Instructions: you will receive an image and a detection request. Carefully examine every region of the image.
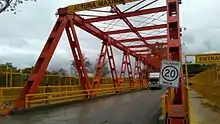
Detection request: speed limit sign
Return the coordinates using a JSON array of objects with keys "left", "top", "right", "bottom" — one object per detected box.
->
[{"left": 159, "top": 60, "right": 181, "bottom": 88}]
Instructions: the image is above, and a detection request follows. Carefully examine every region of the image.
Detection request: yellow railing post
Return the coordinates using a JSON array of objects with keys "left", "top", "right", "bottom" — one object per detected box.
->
[
  {"left": 5, "top": 69, "right": 8, "bottom": 87},
  {"left": 10, "top": 69, "right": 12, "bottom": 87},
  {"left": 161, "top": 94, "right": 166, "bottom": 118},
  {"left": 20, "top": 70, "right": 23, "bottom": 87},
  {"left": 0, "top": 88, "right": 3, "bottom": 102},
  {"left": 59, "top": 76, "right": 61, "bottom": 92},
  {"left": 69, "top": 76, "right": 71, "bottom": 85},
  {"left": 185, "top": 55, "right": 191, "bottom": 124},
  {"left": 25, "top": 95, "right": 28, "bottom": 108}
]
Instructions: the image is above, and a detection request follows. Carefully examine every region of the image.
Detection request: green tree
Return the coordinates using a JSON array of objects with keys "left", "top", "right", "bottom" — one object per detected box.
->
[
  {"left": 93, "top": 57, "right": 110, "bottom": 77},
  {"left": 22, "top": 67, "right": 33, "bottom": 73},
  {"left": 70, "top": 53, "right": 92, "bottom": 76},
  {"left": 47, "top": 70, "right": 59, "bottom": 75},
  {"left": 0, "top": 62, "right": 17, "bottom": 72},
  {"left": 0, "top": 0, "right": 37, "bottom": 14},
  {"left": 70, "top": 53, "right": 110, "bottom": 77},
  {"left": 183, "top": 63, "right": 213, "bottom": 77},
  {"left": 58, "top": 68, "right": 68, "bottom": 76}
]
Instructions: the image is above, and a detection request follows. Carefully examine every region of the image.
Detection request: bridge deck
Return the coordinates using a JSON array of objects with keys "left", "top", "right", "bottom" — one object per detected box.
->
[
  {"left": 190, "top": 90, "right": 220, "bottom": 124},
  {"left": 0, "top": 90, "right": 164, "bottom": 124}
]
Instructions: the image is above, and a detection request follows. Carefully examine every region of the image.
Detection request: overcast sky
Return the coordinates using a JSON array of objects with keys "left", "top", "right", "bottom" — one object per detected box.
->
[{"left": 0, "top": 0, "right": 220, "bottom": 71}]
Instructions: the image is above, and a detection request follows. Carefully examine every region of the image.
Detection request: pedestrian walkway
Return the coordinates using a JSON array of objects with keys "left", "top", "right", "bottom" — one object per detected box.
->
[{"left": 190, "top": 90, "right": 220, "bottom": 124}]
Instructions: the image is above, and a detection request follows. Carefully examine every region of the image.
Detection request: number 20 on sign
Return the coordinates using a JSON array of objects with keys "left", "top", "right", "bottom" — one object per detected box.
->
[{"left": 159, "top": 60, "right": 181, "bottom": 88}]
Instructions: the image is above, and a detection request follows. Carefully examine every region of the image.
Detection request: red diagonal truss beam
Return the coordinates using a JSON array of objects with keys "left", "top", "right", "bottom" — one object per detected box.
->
[
  {"left": 65, "top": 12, "right": 161, "bottom": 69},
  {"left": 111, "top": 5, "right": 152, "bottom": 47},
  {"left": 58, "top": 4, "right": 164, "bottom": 69},
  {"left": 65, "top": 13, "right": 137, "bottom": 57},
  {"left": 111, "top": 5, "right": 165, "bottom": 67},
  {"left": 11, "top": 0, "right": 189, "bottom": 122},
  {"left": 105, "top": 24, "right": 167, "bottom": 35},
  {"left": 85, "top": 6, "right": 167, "bottom": 23}
]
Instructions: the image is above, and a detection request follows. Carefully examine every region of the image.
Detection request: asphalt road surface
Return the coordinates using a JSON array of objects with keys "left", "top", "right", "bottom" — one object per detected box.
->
[{"left": 0, "top": 90, "right": 164, "bottom": 124}]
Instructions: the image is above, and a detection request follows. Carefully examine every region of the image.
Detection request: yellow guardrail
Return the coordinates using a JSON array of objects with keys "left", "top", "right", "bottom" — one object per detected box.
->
[
  {"left": 161, "top": 87, "right": 181, "bottom": 119},
  {"left": 0, "top": 82, "right": 147, "bottom": 114},
  {"left": 24, "top": 85, "right": 145, "bottom": 108},
  {"left": 188, "top": 66, "right": 220, "bottom": 105},
  {"left": 161, "top": 93, "right": 167, "bottom": 118},
  {"left": 0, "top": 68, "right": 148, "bottom": 114}
]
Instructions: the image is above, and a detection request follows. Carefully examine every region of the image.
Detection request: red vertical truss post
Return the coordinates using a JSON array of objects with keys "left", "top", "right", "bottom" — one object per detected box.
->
[
  {"left": 106, "top": 43, "right": 119, "bottom": 92},
  {"left": 166, "top": 0, "right": 188, "bottom": 124},
  {"left": 92, "top": 41, "right": 109, "bottom": 89},
  {"left": 65, "top": 16, "right": 93, "bottom": 95},
  {"left": 119, "top": 53, "right": 126, "bottom": 91},
  {"left": 141, "top": 64, "right": 148, "bottom": 88},
  {"left": 126, "top": 55, "right": 133, "bottom": 89},
  {"left": 138, "top": 62, "right": 144, "bottom": 88},
  {"left": 14, "top": 16, "right": 68, "bottom": 109},
  {"left": 133, "top": 58, "right": 141, "bottom": 89},
  {"left": 119, "top": 53, "right": 127, "bottom": 81},
  {"left": 119, "top": 53, "right": 133, "bottom": 90}
]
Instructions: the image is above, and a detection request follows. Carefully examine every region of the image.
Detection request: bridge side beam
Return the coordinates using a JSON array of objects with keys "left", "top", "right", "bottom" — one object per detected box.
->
[
  {"left": 14, "top": 16, "right": 68, "bottom": 109},
  {"left": 166, "top": 0, "right": 188, "bottom": 123}
]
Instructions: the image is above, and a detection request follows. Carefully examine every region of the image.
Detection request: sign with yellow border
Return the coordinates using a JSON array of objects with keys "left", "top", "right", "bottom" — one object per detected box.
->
[
  {"left": 195, "top": 54, "right": 220, "bottom": 64},
  {"left": 67, "top": 0, "right": 139, "bottom": 13}
]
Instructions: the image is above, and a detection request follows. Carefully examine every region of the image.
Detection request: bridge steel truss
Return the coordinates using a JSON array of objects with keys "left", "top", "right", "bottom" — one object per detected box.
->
[{"left": 14, "top": 0, "right": 189, "bottom": 123}]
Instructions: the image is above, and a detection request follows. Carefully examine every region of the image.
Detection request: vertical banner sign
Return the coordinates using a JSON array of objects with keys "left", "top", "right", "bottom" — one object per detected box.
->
[{"left": 159, "top": 60, "right": 181, "bottom": 88}]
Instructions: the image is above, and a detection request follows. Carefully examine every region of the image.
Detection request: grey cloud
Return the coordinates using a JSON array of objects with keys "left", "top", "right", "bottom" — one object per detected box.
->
[{"left": 0, "top": 0, "right": 220, "bottom": 72}]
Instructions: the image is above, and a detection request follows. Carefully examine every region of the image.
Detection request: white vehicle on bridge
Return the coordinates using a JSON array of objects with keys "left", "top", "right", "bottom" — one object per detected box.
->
[{"left": 148, "top": 72, "right": 162, "bottom": 90}]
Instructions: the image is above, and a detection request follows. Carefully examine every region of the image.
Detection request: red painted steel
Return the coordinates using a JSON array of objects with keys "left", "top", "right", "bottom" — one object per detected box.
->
[
  {"left": 165, "top": 0, "right": 188, "bottom": 123},
  {"left": 119, "top": 53, "right": 133, "bottom": 87},
  {"left": 118, "top": 35, "right": 167, "bottom": 43},
  {"left": 111, "top": 5, "right": 164, "bottom": 50},
  {"left": 13, "top": 1, "right": 189, "bottom": 123},
  {"left": 106, "top": 43, "right": 119, "bottom": 90},
  {"left": 133, "top": 59, "right": 142, "bottom": 87},
  {"left": 15, "top": 16, "right": 94, "bottom": 109},
  {"left": 67, "top": 13, "right": 138, "bottom": 58},
  {"left": 132, "top": 49, "right": 150, "bottom": 53},
  {"left": 105, "top": 24, "right": 167, "bottom": 35},
  {"left": 92, "top": 42, "right": 109, "bottom": 89},
  {"left": 14, "top": 16, "right": 68, "bottom": 109},
  {"left": 127, "top": 43, "right": 167, "bottom": 49},
  {"left": 65, "top": 18, "right": 93, "bottom": 94},
  {"left": 110, "top": 5, "right": 164, "bottom": 70},
  {"left": 92, "top": 41, "right": 118, "bottom": 91},
  {"left": 85, "top": 6, "right": 167, "bottom": 23},
  {"left": 67, "top": 12, "right": 162, "bottom": 69},
  {"left": 140, "top": 67, "right": 148, "bottom": 87}
]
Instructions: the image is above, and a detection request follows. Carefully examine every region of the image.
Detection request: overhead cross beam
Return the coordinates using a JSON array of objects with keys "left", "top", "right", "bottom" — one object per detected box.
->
[
  {"left": 105, "top": 24, "right": 167, "bottom": 35},
  {"left": 118, "top": 35, "right": 167, "bottom": 43},
  {"left": 85, "top": 6, "right": 167, "bottom": 23},
  {"left": 110, "top": 5, "right": 163, "bottom": 66},
  {"left": 64, "top": 13, "right": 138, "bottom": 58},
  {"left": 58, "top": 1, "right": 166, "bottom": 67},
  {"left": 132, "top": 49, "right": 150, "bottom": 52},
  {"left": 126, "top": 42, "right": 167, "bottom": 48}
]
